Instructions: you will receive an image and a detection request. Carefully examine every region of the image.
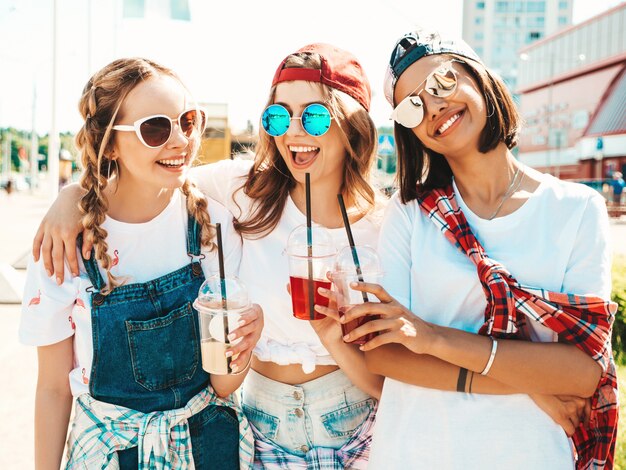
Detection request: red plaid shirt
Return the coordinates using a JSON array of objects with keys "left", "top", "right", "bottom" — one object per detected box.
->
[{"left": 418, "top": 185, "right": 618, "bottom": 469}]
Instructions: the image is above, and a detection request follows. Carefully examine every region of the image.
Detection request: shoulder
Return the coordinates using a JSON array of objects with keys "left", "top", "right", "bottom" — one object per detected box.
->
[
  {"left": 383, "top": 191, "right": 423, "bottom": 223},
  {"left": 190, "top": 158, "right": 253, "bottom": 182},
  {"left": 206, "top": 197, "right": 235, "bottom": 226},
  {"left": 536, "top": 173, "right": 606, "bottom": 213}
]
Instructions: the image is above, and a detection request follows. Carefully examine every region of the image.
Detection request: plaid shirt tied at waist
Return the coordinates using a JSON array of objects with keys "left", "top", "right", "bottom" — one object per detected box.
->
[
  {"left": 66, "top": 386, "right": 254, "bottom": 469},
  {"left": 251, "top": 404, "right": 376, "bottom": 470},
  {"left": 418, "top": 185, "right": 618, "bottom": 470}
]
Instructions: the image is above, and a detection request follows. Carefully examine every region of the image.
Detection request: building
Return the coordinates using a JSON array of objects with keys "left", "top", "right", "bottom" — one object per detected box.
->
[
  {"left": 463, "top": 0, "right": 573, "bottom": 92},
  {"left": 196, "top": 103, "right": 231, "bottom": 165},
  {"left": 517, "top": 3, "right": 626, "bottom": 180}
]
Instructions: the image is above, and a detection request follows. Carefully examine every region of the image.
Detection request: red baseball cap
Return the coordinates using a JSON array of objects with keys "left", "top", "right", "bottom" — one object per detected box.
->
[{"left": 271, "top": 43, "right": 371, "bottom": 112}]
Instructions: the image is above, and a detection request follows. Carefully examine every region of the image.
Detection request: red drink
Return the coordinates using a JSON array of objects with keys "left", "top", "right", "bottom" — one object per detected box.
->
[
  {"left": 339, "top": 305, "right": 378, "bottom": 345},
  {"left": 289, "top": 276, "right": 331, "bottom": 320}
]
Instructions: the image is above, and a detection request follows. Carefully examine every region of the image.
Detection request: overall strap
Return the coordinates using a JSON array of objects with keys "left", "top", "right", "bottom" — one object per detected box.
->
[
  {"left": 187, "top": 213, "right": 202, "bottom": 257},
  {"left": 77, "top": 234, "right": 106, "bottom": 292}
]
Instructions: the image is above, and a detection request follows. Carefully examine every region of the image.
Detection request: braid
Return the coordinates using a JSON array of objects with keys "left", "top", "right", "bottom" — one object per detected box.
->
[{"left": 180, "top": 179, "right": 216, "bottom": 251}]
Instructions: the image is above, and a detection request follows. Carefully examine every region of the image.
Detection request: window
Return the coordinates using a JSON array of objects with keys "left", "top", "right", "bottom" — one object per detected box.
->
[
  {"left": 559, "top": 16, "right": 568, "bottom": 25},
  {"left": 474, "top": 31, "right": 484, "bottom": 41},
  {"left": 170, "top": 0, "right": 190, "bottom": 20},
  {"left": 495, "top": 1, "right": 508, "bottom": 12},
  {"left": 528, "top": 31, "right": 543, "bottom": 41},
  {"left": 474, "top": 46, "right": 484, "bottom": 57},
  {"left": 475, "top": 16, "right": 484, "bottom": 25},
  {"left": 123, "top": 0, "right": 145, "bottom": 18},
  {"left": 476, "top": 1, "right": 485, "bottom": 9},
  {"left": 559, "top": 1, "right": 568, "bottom": 9},
  {"left": 527, "top": 1, "right": 546, "bottom": 12}
]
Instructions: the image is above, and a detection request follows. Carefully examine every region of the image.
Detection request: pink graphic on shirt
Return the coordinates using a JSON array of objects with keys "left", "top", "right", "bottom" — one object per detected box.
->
[
  {"left": 81, "top": 368, "right": 89, "bottom": 385},
  {"left": 111, "top": 249, "right": 119, "bottom": 268},
  {"left": 68, "top": 315, "right": 76, "bottom": 330},
  {"left": 75, "top": 298, "right": 86, "bottom": 310},
  {"left": 28, "top": 290, "right": 41, "bottom": 306}
]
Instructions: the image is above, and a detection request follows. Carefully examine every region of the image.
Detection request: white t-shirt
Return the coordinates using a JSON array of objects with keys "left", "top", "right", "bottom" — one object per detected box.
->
[
  {"left": 191, "top": 159, "right": 382, "bottom": 373},
  {"left": 19, "top": 190, "right": 241, "bottom": 397},
  {"left": 368, "top": 174, "right": 611, "bottom": 470}
]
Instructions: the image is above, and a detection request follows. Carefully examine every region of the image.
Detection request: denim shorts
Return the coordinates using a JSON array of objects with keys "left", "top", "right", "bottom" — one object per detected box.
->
[{"left": 242, "top": 369, "right": 376, "bottom": 457}]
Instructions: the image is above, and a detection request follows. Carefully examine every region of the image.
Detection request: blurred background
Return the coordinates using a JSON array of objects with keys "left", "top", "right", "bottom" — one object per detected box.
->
[{"left": 0, "top": 0, "right": 624, "bottom": 200}]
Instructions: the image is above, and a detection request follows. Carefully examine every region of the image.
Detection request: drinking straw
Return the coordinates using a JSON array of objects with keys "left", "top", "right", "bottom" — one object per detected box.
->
[
  {"left": 216, "top": 223, "right": 232, "bottom": 372},
  {"left": 337, "top": 194, "right": 369, "bottom": 303},
  {"left": 306, "top": 173, "right": 315, "bottom": 320}
]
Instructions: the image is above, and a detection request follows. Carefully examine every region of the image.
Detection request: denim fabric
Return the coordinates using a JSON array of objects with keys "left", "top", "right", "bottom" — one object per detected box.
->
[
  {"left": 80, "top": 215, "right": 239, "bottom": 469},
  {"left": 242, "top": 369, "right": 375, "bottom": 457}
]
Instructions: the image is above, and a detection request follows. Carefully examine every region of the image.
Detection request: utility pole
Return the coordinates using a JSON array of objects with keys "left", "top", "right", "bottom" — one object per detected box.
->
[{"left": 48, "top": 0, "right": 59, "bottom": 199}]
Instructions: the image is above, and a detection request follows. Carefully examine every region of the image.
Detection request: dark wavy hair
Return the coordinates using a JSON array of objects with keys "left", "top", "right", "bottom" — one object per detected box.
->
[{"left": 394, "top": 54, "right": 521, "bottom": 203}]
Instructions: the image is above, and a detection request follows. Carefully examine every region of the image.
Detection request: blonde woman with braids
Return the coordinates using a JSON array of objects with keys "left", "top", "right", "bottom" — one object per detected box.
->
[
  {"left": 32, "top": 44, "right": 384, "bottom": 466},
  {"left": 20, "top": 58, "right": 262, "bottom": 469}
]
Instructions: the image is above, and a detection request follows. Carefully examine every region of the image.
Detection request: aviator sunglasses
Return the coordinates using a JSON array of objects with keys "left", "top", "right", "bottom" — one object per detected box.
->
[
  {"left": 391, "top": 60, "right": 462, "bottom": 129},
  {"left": 112, "top": 108, "right": 207, "bottom": 148},
  {"left": 261, "top": 103, "right": 333, "bottom": 137}
]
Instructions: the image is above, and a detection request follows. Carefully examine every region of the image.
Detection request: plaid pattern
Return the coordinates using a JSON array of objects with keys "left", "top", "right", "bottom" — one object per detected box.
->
[
  {"left": 251, "top": 404, "right": 376, "bottom": 470},
  {"left": 66, "top": 387, "right": 254, "bottom": 469},
  {"left": 418, "top": 186, "right": 618, "bottom": 470}
]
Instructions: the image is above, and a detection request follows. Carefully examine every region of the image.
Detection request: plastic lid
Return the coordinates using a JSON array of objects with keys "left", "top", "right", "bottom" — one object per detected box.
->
[
  {"left": 196, "top": 274, "right": 249, "bottom": 309},
  {"left": 334, "top": 245, "right": 382, "bottom": 275},
  {"left": 285, "top": 224, "right": 336, "bottom": 257}
]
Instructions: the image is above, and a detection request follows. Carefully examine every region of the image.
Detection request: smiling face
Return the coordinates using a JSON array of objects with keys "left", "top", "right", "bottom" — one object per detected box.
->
[
  {"left": 112, "top": 74, "right": 199, "bottom": 195},
  {"left": 272, "top": 80, "right": 346, "bottom": 189},
  {"left": 393, "top": 55, "right": 487, "bottom": 158}
]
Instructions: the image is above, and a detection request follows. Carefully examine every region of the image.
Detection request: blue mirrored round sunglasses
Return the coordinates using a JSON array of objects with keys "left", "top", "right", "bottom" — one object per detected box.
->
[{"left": 261, "top": 103, "right": 332, "bottom": 137}]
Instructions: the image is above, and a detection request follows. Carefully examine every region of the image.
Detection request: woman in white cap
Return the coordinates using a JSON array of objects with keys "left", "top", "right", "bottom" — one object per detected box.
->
[{"left": 333, "top": 30, "right": 617, "bottom": 469}]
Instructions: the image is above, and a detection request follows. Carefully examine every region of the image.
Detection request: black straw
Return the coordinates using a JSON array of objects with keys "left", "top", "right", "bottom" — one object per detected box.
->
[
  {"left": 216, "top": 223, "right": 232, "bottom": 372},
  {"left": 306, "top": 173, "right": 315, "bottom": 320},
  {"left": 337, "top": 194, "right": 368, "bottom": 303}
]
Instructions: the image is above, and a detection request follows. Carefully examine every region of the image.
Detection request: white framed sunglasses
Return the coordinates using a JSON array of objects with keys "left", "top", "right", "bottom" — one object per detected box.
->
[
  {"left": 112, "top": 108, "right": 207, "bottom": 148},
  {"left": 391, "top": 60, "right": 463, "bottom": 129}
]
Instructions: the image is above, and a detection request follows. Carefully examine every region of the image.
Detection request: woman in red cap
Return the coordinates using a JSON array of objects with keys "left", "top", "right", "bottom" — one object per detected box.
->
[
  {"left": 31, "top": 44, "right": 384, "bottom": 467},
  {"left": 330, "top": 30, "right": 617, "bottom": 469}
]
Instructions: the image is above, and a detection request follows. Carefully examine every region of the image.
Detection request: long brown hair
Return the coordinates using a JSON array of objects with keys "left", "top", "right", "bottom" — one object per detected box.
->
[
  {"left": 234, "top": 52, "right": 378, "bottom": 238},
  {"left": 395, "top": 54, "right": 521, "bottom": 203},
  {"left": 75, "top": 58, "right": 214, "bottom": 293}
]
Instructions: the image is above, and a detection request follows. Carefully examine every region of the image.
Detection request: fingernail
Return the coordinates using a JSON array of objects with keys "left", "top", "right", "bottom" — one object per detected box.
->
[
  {"left": 225, "top": 350, "right": 233, "bottom": 358},
  {"left": 56, "top": 277, "right": 63, "bottom": 285},
  {"left": 227, "top": 333, "right": 236, "bottom": 341},
  {"left": 343, "top": 334, "right": 350, "bottom": 341},
  {"left": 46, "top": 270, "right": 52, "bottom": 277},
  {"left": 318, "top": 287, "right": 327, "bottom": 294},
  {"left": 359, "top": 345, "right": 365, "bottom": 351},
  {"left": 72, "top": 272, "right": 78, "bottom": 277},
  {"left": 231, "top": 364, "right": 239, "bottom": 373},
  {"left": 237, "top": 320, "right": 246, "bottom": 328},
  {"left": 350, "top": 282, "right": 358, "bottom": 287},
  {"left": 84, "top": 252, "right": 91, "bottom": 260}
]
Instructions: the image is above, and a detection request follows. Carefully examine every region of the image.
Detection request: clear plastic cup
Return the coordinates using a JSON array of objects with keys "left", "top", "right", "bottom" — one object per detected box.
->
[
  {"left": 333, "top": 246, "right": 382, "bottom": 345},
  {"left": 286, "top": 225, "right": 336, "bottom": 320},
  {"left": 193, "top": 275, "right": 249, "bottom": 375}
]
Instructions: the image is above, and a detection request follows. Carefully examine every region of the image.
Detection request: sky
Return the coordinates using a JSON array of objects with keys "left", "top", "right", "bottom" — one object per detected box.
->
[{"left": 0, "top": 0, "right": 623, "bottom": 136}]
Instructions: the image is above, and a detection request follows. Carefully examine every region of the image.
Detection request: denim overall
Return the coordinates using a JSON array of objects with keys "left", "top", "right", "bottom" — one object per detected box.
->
[{"left": 80, "top": 215, "right": 239, "bottom": 469}]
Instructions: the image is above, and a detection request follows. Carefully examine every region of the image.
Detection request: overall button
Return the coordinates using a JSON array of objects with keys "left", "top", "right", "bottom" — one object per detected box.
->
[
  {"left": 92, "top": 293, "right": 105, "bottom": 306},
  {"left": 192, "top": 263, "right": 202, "bottom": 276},
  {"left": 293, "top": 390, "right": 302, "bottom": 400},
  {"left": 300, "top": 445, "right": 309, "bottom": 453},
  {"left": 294, "top": 408, "right": 303, "bottom": 418}
]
